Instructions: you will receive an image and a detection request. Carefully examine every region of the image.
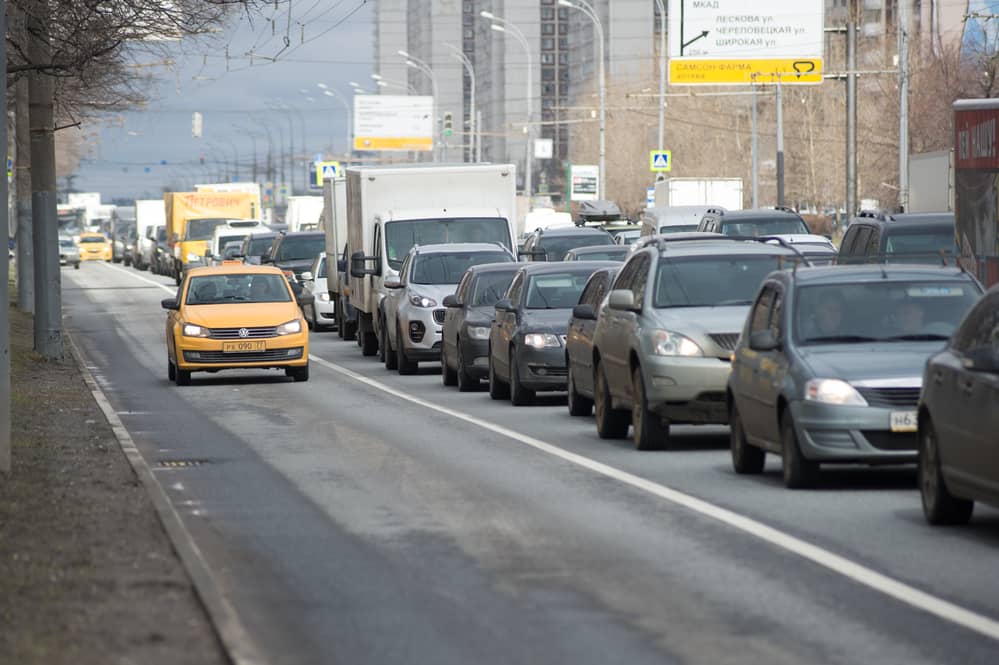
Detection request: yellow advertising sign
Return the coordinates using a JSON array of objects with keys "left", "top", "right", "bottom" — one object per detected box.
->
[
  {"left": 669, "top": 58, "right": 823, "bottom": 85},
  {"left": 353, "top": 136, "right": 433, "bottom": 152}
]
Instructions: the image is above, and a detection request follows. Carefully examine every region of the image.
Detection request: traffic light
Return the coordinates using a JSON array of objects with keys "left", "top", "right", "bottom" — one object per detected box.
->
[{"left": 443, "top": 112, "right": 453, "bottom": 137}]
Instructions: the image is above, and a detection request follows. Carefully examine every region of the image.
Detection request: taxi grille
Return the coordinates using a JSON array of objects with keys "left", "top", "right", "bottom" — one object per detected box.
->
[
  {"left": 432, "top": 309, "right": 447, "bottom": 325},
  {"left": 856, "top": 387, "right": 921, "bottom": 408},
  {"left": 209, "top": 326, "right": 278, "bottom": 340},
  {"left": 708, "top": 333, "right": 740, "bottom": 351}
]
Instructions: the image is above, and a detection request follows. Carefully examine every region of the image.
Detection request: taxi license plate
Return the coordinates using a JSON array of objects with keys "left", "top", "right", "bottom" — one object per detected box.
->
[
  {"left": 890, "top": 411, "right": 918, "bottom": 433},
  {"left": 222, "top": 341, "right": 266, "bottom": 353}
]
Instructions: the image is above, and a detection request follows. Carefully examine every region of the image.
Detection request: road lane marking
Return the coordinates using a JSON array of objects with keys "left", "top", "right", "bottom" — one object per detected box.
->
[
  {"left": 94, "top": 255, "right": 999, "bottom": 642},
  {"left": 308, "top": 353, "right": 999, "bottom": 643},
  {"left": 99, "top": 261, "right": 177, "bottom": 293}
]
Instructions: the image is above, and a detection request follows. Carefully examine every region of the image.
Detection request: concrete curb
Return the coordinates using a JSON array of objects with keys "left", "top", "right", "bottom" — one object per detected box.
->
[{"left": 67, "top": 333, "right": 267, "bottom": 665}]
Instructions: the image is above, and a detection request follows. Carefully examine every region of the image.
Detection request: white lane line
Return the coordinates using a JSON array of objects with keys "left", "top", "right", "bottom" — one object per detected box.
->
[
  {"left": 308, "top": 353, "right": 999, "bottom": 643},
  {"left": 97, "top": 258, "right": 999, "bottom": 642},
  {"left": 99, "top": 261, "right": 176, "bottom": 294}
]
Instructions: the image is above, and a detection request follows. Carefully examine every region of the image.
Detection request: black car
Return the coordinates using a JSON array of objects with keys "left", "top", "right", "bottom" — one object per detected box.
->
[
  {"left": 838, "top": 212, "right": 956, "bottom": 265},
  {"left": 264, "top": 231, "right": 326, "bottom": 280},
  {"left": 563, "top": 245, "right": 631, "bottom": 262},
  {"left": 488, "top": 261, "right": 619, "bottom": 405},
  {"left": 918, "top": 284, "right": 999, "bottom": 524},
  {"left": 441, "top": 263, "right": 522, "bottom": 391},
  {"left": 519, "top": 226, "right": 615, "bottom": 262},
  {"left": 241, "top": 232, "right": 280, "bottom": 265},
  {"left": 697, "top": 207, "right": 812, "bottom": 237},
  {"left": 565, "top": 266, "right": 619, "bottom": 416}
]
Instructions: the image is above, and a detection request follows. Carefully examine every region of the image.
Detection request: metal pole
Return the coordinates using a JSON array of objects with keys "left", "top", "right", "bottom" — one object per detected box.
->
[
  {"left": 655, "top": 0, "right": 666, "bottom": 152},
  {"left": 898, "top": 0, "right": 909, "bottom": 212},
  {"left": 751, "top": 85, "right": 759, "bottom": 208},
  {"left": 485, "top": 17, "right": 534, "bottom": 197},
  {"left": 28, "top": 5, "right": 62, "bottom": 360},
  {"left": 476, "top": 110, "right": 483, "bottom": 163},
  {"left": 776, "top": 79, "right": 785, "bottom": 207},
  {"left": 846, "top": 8, "right": 857, "bottom": 218},
  {"left": 15, "top": 73, "right": 32, "bottom": 313},
  {"left": 447, "top": 45, "right": 476, "bottom": 163},
  {"left": 1, "top": 0, "right": 10, "bottom": 472}
]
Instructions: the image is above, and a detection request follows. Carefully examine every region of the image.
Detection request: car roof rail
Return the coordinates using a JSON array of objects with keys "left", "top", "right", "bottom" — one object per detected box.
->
[
  {"left": 648, "top": 233, "right": 741, "bottom": 252},
  {"left": 856, "top": 209, "right": 888, "bottom": 220},
  {"left": 772, "top": 205, "right": 799, "bottom": 215},
  {"left": 740, "top": 235, "right": 814, "bottom": 267},
  {"left": 704, "top": 207, "right": 726, "bottom": 216}
]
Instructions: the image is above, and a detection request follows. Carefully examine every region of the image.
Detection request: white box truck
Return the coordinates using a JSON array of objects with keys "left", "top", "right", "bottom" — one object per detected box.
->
[
  {"left": 908, "top": 150, "right": 953, "bottom": 213},
  {"left": 320, "top": 177, "right": 352, "bottom": 337},
  {"left": 347, "top": 163, "right": 518, "bottom": 356},
  {"left": 285, "top": 195, "right": 324, "bottom": 232},
  {"left": 134, "top": 199, "right": 166, "bottom": 271},
  {"left": 654, "top": 177, "right": 744, "bottom": 211}
]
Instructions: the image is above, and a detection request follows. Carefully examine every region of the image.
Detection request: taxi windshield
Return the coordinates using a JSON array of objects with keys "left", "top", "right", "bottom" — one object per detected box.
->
[
  {"left": 79, "top": 236, "right": 107, "bottom": 244},
  {"left": 186, "top": 274, "right": 292, "bottom": 305}
]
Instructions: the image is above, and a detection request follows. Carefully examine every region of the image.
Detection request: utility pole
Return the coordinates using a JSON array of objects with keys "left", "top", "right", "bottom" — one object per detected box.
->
[
  {"left": 751, "top": 85, "right": 759, "bottom": 208},
  {"left": 654, "top": 0, "right": 666, "bottom": 153},
  {"left": 28, "top": 4, "right": 62, "bottom": 359},
  {"left": 776, "top": 80, "right": 785, "bottom": 207},
  {"left": 15, "top": 74, "right": 33, "bottom": 313},
  {"left": 897, "top": 0, "right": 910, "bottom": 212},
  {"left": 1, "top": 0, "right": 11, "bottom": 472},
  {"left": 846, "top": 4, "right": 858, "bottom": 218}
]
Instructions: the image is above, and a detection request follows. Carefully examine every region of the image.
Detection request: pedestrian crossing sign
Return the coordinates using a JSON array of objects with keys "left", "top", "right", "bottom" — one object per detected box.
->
[
  {"left": 649, "top": 150, "right": 672, "bottom": 173},
  {"left": 313, "top": 160, "right": 340, "bottom": 186}
]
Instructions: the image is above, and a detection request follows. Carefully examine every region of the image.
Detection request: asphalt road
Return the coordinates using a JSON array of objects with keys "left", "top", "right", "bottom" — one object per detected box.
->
[{"left": 64, "top": 261, "right": 999, "bottom": 665}]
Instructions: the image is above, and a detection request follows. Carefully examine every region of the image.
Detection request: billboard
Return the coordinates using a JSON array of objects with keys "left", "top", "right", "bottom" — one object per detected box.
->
[
  {"left": 667, "top": 0, "right": 823, "bottom": 85},
  {"left": 353, "top": 95, "right": 434, "bottom": 152},
  {"left": 570, "top": 165, "right": 599, "bottom": 202}
]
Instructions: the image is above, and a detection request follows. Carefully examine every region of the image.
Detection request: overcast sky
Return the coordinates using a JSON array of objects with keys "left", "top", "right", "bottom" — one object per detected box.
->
[{"left": 73, "top": 1, "right": 375, "bottom": 202}]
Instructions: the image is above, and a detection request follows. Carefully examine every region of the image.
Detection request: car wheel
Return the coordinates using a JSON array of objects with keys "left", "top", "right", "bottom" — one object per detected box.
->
[
  {"left": 382, "top": 322, "right": 398, "bottom": 370},
  {"left": 919, "top": 417, "right": 973, "bottom": 525},
  {"left": 167, "top": 359, "right": 176, "bottom": 382},
  {"left": 456, "top": 341, "right": 477, "bottom": 392},
  {"left": 594, "top": 362, "right": 629, "bottom": 439},
  {"left": 306, "top": 307, "right": 315, "bottom": 331},
  {"left": 781, "top": 412, "right": 818, "bottom": 489},
  {"left": 336, "top": 299, "right": 345, "bottom": 339},
  {"left": 175, "top": 271, "right": 182, "bottom": 286},
  {"left": 360, "top": 324, "right": 378, "bottom": 356},
  {"left": 730, "top": 400, "right": 765, "bottom": 474},
  {"left": 510, "top": 350, "right": 535, "bottom": 406},
  {"left": 74, "top": 262, "right": 80, "bottom": 270},
  {"left": 287, "top": 364, "right": 310, "bottom": 383},
  {"left": 567, "top": 361, "right": 593, "bottom": 417},
  {"left": 488, "top": 348, "right": 510, "bottom": 400},
  {"left": 343, "top": 318, "right": 357, "bottom": 342},
  {"left": 397, "top": 325, "right": 418, "bottom": 375},
  {"left": 632, "top": 366, "right": 669, "bottom": 450},
  {"left": 174, "top": 366, "right": 192, "bottom": 387},
  {"left": 441, "top": 344, "right": 457, "bottom": 386}
]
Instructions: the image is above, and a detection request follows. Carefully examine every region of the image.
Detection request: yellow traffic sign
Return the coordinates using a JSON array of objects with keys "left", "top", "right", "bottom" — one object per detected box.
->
[
  {"left": 669, "top": 58, "right": 823, "bottom": 85},
  {"left": 649, "top": 150, "right": 672, "bottom": 173}
]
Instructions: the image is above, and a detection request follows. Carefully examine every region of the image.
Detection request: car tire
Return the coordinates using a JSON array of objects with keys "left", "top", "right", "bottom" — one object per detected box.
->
[
  {"left": 167, "top": 359, "right": 176, "bottom": 382},
  {"left": 287, "top": 364, "right": 310, "bottom": 382},
  {"left": 781, "top": 412, "right": 818, "bottom": 489},
  {"left": 594, "top": 362, "right": 629, "bottom": 439},
  {"left": 74, "top": 263, "right": 80, "bottom": 270},
  {"left": 174, "top": 366, "right": 192, "bottom": 387},
  {"left": 175, "top": 271, "right": 182, "bottom": 287},
  {"left": 306, "top": 307, "right": 315, "bottom": 331},
  {"left": 509, "top": 351, "right": 535, "bottom": 406},
  {"left": 632, "top": 366, "right": 669, "bottom": 451},
  {"left": 919, "top": 417, "right": 973, "bottom": 525},
  {"left": 730, "top": 400, "right": 765, "bottom": 474},
  {"left": 336, "top": 299, "right": 345, "bottom": 339},
  {"left": 442, "top": 345, "right": 458, "bottom": 386},
  {"left": 343, "top": 318, "right": 357, "bottom": 342},
  {"left": 360, "top": 324, "right": 378, "bottom": 356},
  {"left": 456, "top": 343, "right": 477, "bottom": 392},
  {"left": 567, "top": 361, "right": 593, "bottom": 417},
  {"left": 382, "top": 322, "right": 398, "bottom": 370},
  {"left": 397, "top": 325, "right": 418, "bottom": 375},
  {"left": 488, "top": 349, "right": 510, "bottom": 400}
]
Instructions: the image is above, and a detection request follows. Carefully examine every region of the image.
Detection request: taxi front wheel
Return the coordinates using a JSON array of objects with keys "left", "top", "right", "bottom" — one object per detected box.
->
[{"left": 286, "top": 364, "right": 309, "bottom": 382}]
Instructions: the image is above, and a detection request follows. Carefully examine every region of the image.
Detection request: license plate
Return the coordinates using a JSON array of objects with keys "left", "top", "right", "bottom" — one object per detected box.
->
[
  {"left": 222, "top": 340, "right": 266, "bottom": 353},
  {"left": 890, "top": 411, "right": 918, "bottom": 433}
]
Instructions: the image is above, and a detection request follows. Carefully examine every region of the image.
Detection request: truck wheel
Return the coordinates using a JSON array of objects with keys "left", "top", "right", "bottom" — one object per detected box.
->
[
  {"left": 360, "top": 318, "right": 378, "bottom": 356},
  {"left": 336, "top": 298, "right": 345, "bottom": 339}
]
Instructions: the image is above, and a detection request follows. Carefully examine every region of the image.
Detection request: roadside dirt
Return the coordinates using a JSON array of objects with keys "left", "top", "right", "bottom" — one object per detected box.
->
[{"left": 0, "top": 302, "right": 228, "bottom": 665}]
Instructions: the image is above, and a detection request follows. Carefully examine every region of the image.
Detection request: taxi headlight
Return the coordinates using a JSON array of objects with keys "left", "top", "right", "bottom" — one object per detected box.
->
[
  {"left": 804, "top": 379, "right": 868, "bottom": 406},
  {"left": 276, "top": 320, "right": 303, "bottom": 335},
  {"left": 182, "top": 323, "right": 210, "bottom": 338},
  {"left": 319, "top": 293, "right": 330, "bottom": 302},
  {"left": 186, "top": 253, "right": 203, "bottom": 262}
]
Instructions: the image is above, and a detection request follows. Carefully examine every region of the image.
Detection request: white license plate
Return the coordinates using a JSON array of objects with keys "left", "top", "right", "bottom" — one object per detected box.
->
[{"left": 890, "top": 411, "right": 918, "bottom": 433}]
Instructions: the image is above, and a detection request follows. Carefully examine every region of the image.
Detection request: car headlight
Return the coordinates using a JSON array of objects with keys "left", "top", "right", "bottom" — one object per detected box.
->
[
  {"left": 804, "top": 379, "right": 868, "bottom": 406},
  {"left": 182, "top": 323, "right": 211, "bottom": 338},
  {"left": 318, "top": 293, "right": 330, "bottom": 302},
  {"left": 651, "top": 330, "right": 703, "bottom": 357},
  {"left": 466, "top": 325, "right": 491, "bottom": 340},
  {"left": 186, "top": 253, "right": 203, "bottom": 262},
  {"left": 409, "top": 293, "right": 437, "bottom": 308},
  {"left": 524, "top": 333, "right": 560, "bottom": 349},
  {"left": 276, "top": 319, "right": 303, "bottom": 335}
]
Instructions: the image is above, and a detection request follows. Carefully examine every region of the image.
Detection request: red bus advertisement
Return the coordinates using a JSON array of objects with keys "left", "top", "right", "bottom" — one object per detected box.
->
[{"left": 954, "top": 98, "right": 999, "bottom": 287}]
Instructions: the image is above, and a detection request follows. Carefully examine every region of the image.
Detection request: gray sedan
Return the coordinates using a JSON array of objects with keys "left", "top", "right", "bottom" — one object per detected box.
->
[
  {"left": 566, "top": 266, "right": 619, "bottom": 416},
  {"left": 728, "top": 265, "right": 983, "bottom": 489},
  {"left": 489, "top": 262, "right": 618, "bottom": 405}
]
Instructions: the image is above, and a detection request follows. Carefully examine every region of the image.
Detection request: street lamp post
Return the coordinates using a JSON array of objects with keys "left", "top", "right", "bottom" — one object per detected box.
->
[
  {"left": 399, "top": 50, "right": 439, "bottom": 162},
  {"left": 371, "top": 73, "right": 416, "bottom": 93},
  {"left": 318, "top": 83, "right": 353, "bottom": 160},
  {"left": 481, "top": 11, "right": 533, "bottom": 197},
  {"left": 559, "top": 0, "right": 605, "bottom": 200},
  {"left": 653, "top": 0, "right": 666, "bottom": 153},
  {"left": 445, "top": 43, "right": 476, "bottom": 163}
]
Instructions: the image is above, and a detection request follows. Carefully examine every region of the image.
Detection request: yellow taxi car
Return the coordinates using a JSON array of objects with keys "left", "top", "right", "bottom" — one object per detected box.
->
[
  {"left": 77, "top": 232, "right": 112, "bottom": 261},
  {"left": 161, "top": 264, "right": 312, "bottom": 386}
]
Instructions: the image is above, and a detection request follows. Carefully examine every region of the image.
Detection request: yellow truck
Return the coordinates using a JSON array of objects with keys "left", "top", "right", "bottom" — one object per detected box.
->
[{"left": 165, "top": 191, "right": 258, "bottom": 285}]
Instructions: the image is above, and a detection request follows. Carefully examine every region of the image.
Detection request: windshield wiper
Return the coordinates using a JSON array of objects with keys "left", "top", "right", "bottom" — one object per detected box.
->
[
  {"left": 878, "top": 333, "right": 950, "bottom": 341},
  {"left": 803, "top": 335, "right": 880, "bottom": 344},
  {"left": 715, "top": 299, "right": 754, "bottom": 306}
]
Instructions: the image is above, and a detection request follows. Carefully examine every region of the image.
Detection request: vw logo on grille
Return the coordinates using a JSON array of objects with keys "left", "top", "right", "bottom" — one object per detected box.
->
[{"left": 238, "top": 328, "right": 250, "bottom": 338}]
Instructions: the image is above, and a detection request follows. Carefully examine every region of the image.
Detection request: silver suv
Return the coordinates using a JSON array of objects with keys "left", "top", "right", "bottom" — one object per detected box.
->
[
  {"left": 381, "top": 243, "right": 515, "bottom": 375},
  {"left": 587, "top": 236, "right": 800, "bottom": 450}
]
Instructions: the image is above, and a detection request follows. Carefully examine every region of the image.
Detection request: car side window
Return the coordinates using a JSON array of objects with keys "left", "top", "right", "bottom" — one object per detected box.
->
[
  {"left": 399, "top": 255, "right": 411, "bottom": 284},
  {"left": 507, "top": 273, "right": 525, "bottom": 306},
  {"left": 612, "top": 255, "right": 640, "bottom": 291},
  {"left": 952, "top": 292, "right": 999, "bottom": 353},
  {"left": 373, "top": 224, "right": 382, "bottom": 262},
  {"left": 866, "top": 227, "right": 881, "bottom": 258},
  {"left": 749, "top": 286, "right": 776, "bottom": 334},
  {"left": 629, "top": 255, "right": 651, "bottom": 305},
  {"left": 579, "top": 273, "right": 607, "bottom": 307},
  {"left": 456, "top": 271, "right": 473, "bottom": 302},
  {"left": 769, "top": 287, "right": 785, "bottom": 337}
]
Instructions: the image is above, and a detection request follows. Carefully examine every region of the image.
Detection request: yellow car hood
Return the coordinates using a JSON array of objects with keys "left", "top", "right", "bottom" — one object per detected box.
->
[{"left": 183, "top": 302, "right": 301, "bottom": 328}]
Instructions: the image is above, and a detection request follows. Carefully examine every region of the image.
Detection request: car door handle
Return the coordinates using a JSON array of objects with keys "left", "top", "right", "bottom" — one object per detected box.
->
[{"left": 959, "top": 379, "right": 975, "bottom": 394}]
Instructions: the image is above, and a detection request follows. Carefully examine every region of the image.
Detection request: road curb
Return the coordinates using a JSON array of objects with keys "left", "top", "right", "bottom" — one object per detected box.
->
[{"left": 67, "top": 333, "right": 267, "bottom": 665}]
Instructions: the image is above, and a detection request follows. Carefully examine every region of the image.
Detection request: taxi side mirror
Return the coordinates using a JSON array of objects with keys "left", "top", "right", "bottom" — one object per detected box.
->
[{"left": 160, "top": 298, "right": 179, "bottom": 311}]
